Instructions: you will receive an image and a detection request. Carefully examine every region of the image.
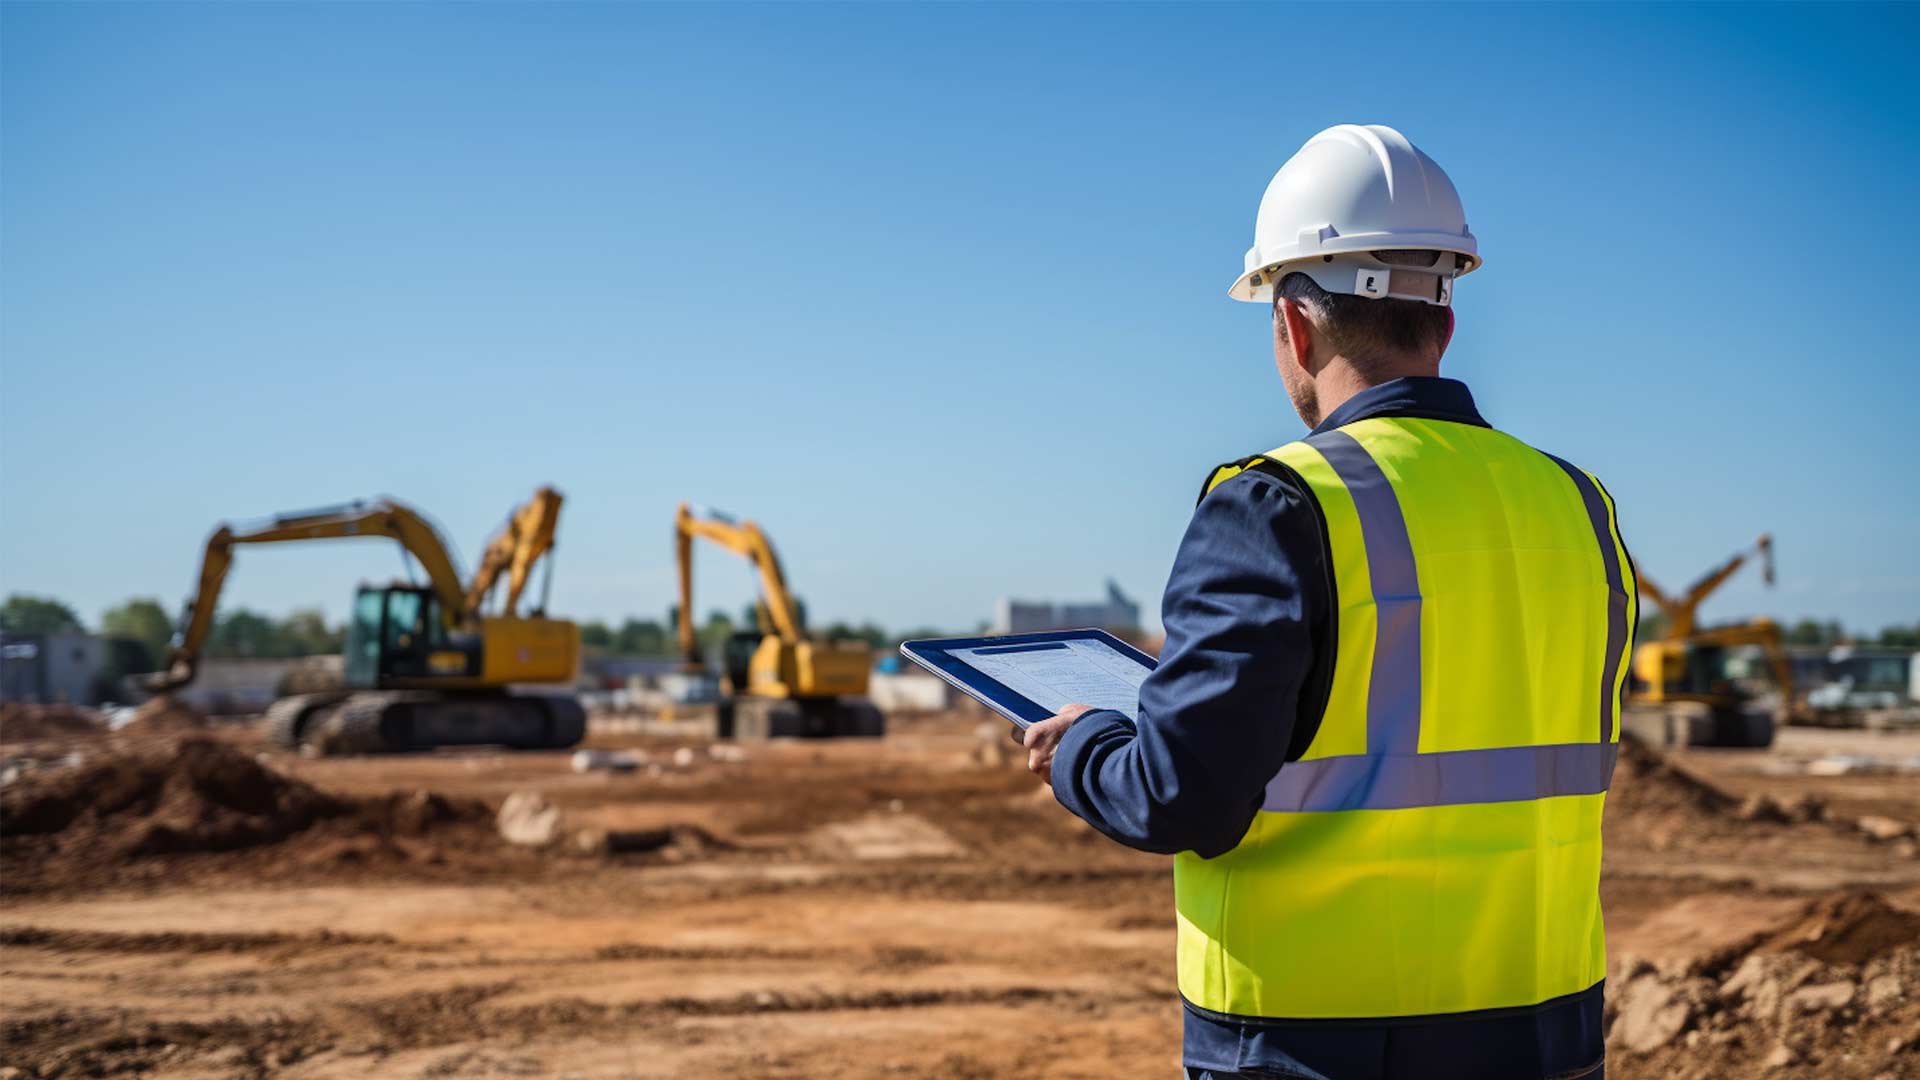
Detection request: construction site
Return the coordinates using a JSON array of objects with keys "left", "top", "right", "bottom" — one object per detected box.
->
[
  {"left": 5, "top": 5, "right": 1918, "bottom": 1079},
  {"left": 2, "top": 492, "right": 1918, "bottom": 1078},
  {"left": 0, "top": 694, "right": 1915, "bottom": 1079}
]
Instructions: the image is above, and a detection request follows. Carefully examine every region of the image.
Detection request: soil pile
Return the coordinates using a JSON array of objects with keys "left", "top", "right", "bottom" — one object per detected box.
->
[
  {"left": 1750, "top": 890, "right": 1920, "bottom": 967},
  {"left": 3, "top": 737, "right": 345, "bottom": 855},
  {"left": 1608, "top": 890, "right": 1920, "bottom": 1077},
  {"left": 1609, "top": 735, "right": 1736, "bottom": 818},
  {"left": 0, "top": 702, "right": 107, "bottom": 742},
  {"left": 1, "top": 738, "right": 501, "bottom": 893},
  {"left": 1604, "top": 736, "right": 1837, "bottom": 859},
  {"left": 118, "top": 695, "right": 211, "bottom": 735}
]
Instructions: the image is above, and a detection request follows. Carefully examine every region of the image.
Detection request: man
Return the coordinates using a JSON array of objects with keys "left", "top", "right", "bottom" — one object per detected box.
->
[{"left": 1023, "top": 125, "right": 1632, "bottom": 1080}]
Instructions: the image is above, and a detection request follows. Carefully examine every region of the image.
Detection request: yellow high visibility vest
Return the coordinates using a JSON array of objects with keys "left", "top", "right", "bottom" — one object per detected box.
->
[{"left": 1179, "top": 416, "right": 1635, "bottom": 1022}]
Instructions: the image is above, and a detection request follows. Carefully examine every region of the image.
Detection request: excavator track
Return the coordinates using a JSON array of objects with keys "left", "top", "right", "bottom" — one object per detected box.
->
[
  {"left": 732, "top": 696, "right": 885, "bottom": 740},
  {"left": 261, "top": 692, "right": 349, "bottom": 750},
  {"left": 284, "top": 690, "right": 587, "bottom": 756}
]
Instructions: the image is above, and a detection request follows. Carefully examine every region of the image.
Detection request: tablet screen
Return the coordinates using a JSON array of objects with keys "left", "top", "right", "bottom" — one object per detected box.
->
[{"left": 948, "top": 639, "right": 1148, "bottom": 720}]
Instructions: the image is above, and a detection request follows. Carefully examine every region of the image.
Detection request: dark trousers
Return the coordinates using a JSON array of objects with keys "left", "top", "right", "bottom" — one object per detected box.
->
[{"left": 1182, "top": 1060, "right": 1605, "bottom": 1068}]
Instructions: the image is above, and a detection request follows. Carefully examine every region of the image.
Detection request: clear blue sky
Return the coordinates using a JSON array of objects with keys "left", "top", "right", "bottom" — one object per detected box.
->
[{"left": 3, "top": 3, "right": 1916, "bottom": 638}]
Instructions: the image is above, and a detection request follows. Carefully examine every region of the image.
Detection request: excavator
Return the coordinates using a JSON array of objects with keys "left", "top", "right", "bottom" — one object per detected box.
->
[
  {"left": 148, "top": 487, "right": 585, "bottom": 754},
  {"left": 674, "top": 503, "right": 883, "bottom": 739},
  {"left": 1631, "top": 533, "right": 1795, "bottom": 747}
]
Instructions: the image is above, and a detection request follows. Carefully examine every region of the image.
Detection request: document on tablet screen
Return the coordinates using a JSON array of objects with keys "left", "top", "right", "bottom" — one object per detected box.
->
[{"left": 950, "top": 639, "right": 1148, "bottom": 720}]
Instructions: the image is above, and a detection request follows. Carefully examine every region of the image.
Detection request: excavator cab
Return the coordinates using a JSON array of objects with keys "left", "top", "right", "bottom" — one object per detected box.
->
[
  {"left": 342, "top": 585, "right": 481, "bottom": 689},
  {"left": 719, "top": 630, "right": 762, "bottom": 695}
]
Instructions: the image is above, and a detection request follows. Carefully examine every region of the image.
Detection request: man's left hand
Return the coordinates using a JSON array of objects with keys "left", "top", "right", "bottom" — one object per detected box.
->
[{"left": 1023, "top": 703, "right": 1093, "bottom": 785}]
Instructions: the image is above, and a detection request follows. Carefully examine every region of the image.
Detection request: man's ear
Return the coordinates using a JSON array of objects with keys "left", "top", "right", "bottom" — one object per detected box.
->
[{"left": 1275, "top": 297, "right": 1316, "bottom": 375}]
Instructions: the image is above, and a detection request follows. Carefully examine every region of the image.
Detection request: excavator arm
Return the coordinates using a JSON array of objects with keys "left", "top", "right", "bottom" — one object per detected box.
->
[
  {"left": 1637, "top": 573, "right": 1676, "bottom": 620},
  {"left": 149, "top": 499, "right": 469, "bottom": 692},
  {"left": 674, "top": 503, "right": 804, "bottom": 664},
  {"left": 1641, "top": 533, "right": 1773, "bottom": 639},
  {"left": 464, "top": 486, "right": 564, "bottom": 617}
]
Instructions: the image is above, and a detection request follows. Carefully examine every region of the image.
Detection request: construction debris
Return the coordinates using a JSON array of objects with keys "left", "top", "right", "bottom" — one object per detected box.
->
[
  {"left": 570, "top": 748, "right": 643, "bottom": 773},
  {"left": 496, "top": 790, "right": 565, "bottom": 847},
  {"left": 1857, "top": 815, "right": 1914, "bottom": 843},
  {"left": 1606, "top": 891, "right": 1920, "bottom": 1074}
]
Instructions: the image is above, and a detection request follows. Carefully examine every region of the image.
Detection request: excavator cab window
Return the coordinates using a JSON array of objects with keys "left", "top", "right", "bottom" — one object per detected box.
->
[
  {"left": 384, "top": 590, "right": 427, "bottom": 656},
  {"left": 342, "top": 586, "right": 479, "bottom": 686},
  {"left": 722, "top": 630, "right": 762, "bottom": 694},
  {"left": 344, "top": 589, "right": 386, "bottom": 688},
  {"left": 1681, "top": 643, "right": 1730, "bottom": 697}
]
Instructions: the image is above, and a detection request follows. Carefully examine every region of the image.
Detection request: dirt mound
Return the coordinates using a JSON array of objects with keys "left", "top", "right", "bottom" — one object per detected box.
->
[
  {"left": 1609, "top": 735, "right": 1737, "bottom": 818},
  {"left": 0, "top": 702, "right": 106, "bottom": 742},
  {"left": 2, "top": 736, "right": 344, "bottom": 854},
  {"left": 119, "top": 695, "right": 210, "bottom": 735},
  {"left": 1609, "top": 890, "right": 1920, "bottom": 1074},
  {"left": 1, "top": 738, "right": 502, "bottom": 893},
  {"left": 1753, "top": 890, "right": 1920, "bottom": 966}
]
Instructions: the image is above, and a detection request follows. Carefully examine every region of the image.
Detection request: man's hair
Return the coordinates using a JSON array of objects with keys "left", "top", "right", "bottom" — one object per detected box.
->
[{"left": 1275, "top": 270, "right": 1452, "bottom": 370}]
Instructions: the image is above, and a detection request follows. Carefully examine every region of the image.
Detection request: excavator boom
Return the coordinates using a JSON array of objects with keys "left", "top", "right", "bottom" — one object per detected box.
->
[
  {"left": 465, "top": 486, "right": 564, "bottom": 617},
  {"left": 1641, "top": 533, "right": 1773, "bottom": 640},
  {"left": 670, "top": 502, "right": 881, "bottom": 738},
  {"left": 150, "top": 499, "right": 471, "bottom": 691},
  {"left": 674, "top": 503, "right": 804, "bottom": 661}
]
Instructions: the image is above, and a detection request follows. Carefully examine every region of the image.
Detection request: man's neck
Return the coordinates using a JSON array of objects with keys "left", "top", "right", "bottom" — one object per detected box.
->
[{"left": 1313, "top": 356, "right": 1438, "bottom": 423}]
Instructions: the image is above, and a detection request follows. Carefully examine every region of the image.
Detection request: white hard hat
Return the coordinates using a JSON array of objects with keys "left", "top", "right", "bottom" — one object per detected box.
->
[{"left": 1229, "top": 124, "right": 1479, "bottom": 306}]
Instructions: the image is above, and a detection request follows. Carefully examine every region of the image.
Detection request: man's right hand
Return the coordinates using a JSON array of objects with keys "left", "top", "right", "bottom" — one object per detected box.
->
[{"left": 1022, "top": 704, "right": 1093, "bottom": 785}]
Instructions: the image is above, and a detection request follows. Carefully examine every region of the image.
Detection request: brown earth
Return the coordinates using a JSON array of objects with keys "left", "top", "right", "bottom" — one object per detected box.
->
[
  {"left": 3, "top": 716, "right": 1917, "bottom": 1079},
  {"left": 0, "top": 703, "right": 106, "bottom": 742},
  {"left": 1, "top": 737, "right": 506, "bottom": 894}
]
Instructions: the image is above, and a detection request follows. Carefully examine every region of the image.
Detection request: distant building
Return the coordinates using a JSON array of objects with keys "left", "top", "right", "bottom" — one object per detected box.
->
[
  {"left": 0, "top": 632, "right": 109, "bottom": 706},
  {"left": 1784, "top": 645, "right": 1920, "bottom": 707},
  {"left": 171, "top": 657, "right": 303, "bottom": 715},
  {"left": 994, "top": 579, "right": 1141, "bottom": 634}
]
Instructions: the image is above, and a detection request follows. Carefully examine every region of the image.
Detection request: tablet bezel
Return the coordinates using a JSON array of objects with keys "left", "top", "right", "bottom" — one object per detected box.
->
[{"left": 899, "top": 628, "right": 1158, "bottom": 729}]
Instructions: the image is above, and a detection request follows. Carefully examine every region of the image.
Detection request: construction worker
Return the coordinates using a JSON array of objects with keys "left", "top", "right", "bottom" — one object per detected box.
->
[{"left": 1024, "top": 124, "right": 1631, "bottom": 1080}]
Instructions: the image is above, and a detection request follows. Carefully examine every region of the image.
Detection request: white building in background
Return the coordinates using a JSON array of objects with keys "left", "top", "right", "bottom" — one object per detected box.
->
[
  {"left": 0, "top": 632, "right": 108, "bottom": 706},
  {"left": 994, "top": 579, "right": 1141, "bottom": 634}
]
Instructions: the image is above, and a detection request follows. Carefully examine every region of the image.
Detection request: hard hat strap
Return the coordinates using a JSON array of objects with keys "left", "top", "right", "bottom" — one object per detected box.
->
[
  {"left": 1353, "top": 266, "right": 1451, "bottom": 305},
  {"left": 1255, "top": 253, "right": 1458, "bottom": 307}
]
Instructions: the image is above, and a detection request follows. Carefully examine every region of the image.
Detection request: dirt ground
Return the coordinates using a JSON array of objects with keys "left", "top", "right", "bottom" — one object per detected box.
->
[{"left": 4, "top": 712, "right": 1918, "bottom": 1079}]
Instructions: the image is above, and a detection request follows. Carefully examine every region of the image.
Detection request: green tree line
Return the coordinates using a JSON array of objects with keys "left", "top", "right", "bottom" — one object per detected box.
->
[
  {"left": 1, "top": 593, "right": 347, "bottom": 668},
  {"left": 12, "top": 591, "right": 1915, "bottom": 661},
  {"left": 2, "top": 592, "right": 953, "bottom": 670}
]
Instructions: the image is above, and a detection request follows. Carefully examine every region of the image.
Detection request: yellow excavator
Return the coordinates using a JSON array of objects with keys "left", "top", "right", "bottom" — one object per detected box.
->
[
  {"left": 1632, "top": 533, "right": 1794, "bottom": 747},
  {"left": 674, "top": 503, "right": 883, "bottom": 738},
  {"left": 149, "top": 487, "right": 584, "bottom": 754}
]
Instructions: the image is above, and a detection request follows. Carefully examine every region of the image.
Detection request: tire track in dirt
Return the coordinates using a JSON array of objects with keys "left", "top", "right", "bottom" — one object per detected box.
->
[
  {"left": 0, "top": 925, "right": 402, "bottom": 954},
  {"left": 3, "top": 982, "right": 1163, "bottom": 1077}
]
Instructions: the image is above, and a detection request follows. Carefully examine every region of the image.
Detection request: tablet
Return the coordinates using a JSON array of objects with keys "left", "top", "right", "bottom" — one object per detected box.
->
[{"left": 899, "top": 629, "right": 1157, "bottom": 729}]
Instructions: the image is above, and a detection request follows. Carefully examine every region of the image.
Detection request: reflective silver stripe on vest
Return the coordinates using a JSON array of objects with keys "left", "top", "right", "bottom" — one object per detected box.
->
[
  {"left": 1545, "top": 454, "right": 1629, "bottom": 743},
  {"left": 1305, "top": 430, "right": 1422, "bottom": 755},
  {"left": 1262, "top": 742, "right": 1619, "bottom": 813}
]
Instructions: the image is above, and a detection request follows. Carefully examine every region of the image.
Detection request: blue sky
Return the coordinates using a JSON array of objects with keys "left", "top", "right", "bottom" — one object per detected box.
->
[{"left": 3, "top": 3, "right": 1916, "bottom": 638}]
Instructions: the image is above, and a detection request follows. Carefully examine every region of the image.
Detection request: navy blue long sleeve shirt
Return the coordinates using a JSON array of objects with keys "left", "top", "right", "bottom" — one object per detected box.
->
[{"left": 1049, "top": 377, "right": 1604, "bottom": 1080}]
